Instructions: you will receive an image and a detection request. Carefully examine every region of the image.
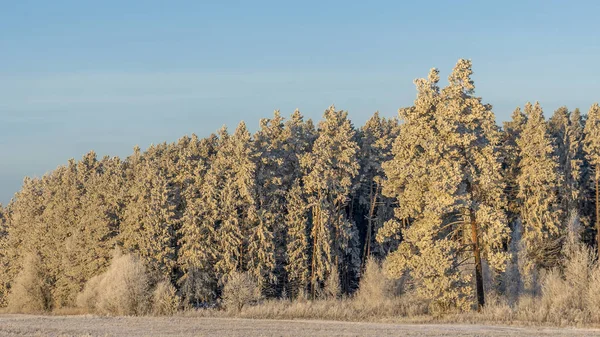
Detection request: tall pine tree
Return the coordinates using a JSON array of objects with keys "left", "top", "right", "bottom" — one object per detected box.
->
[{"left": 301, "top": 106, "right": 360, "bottom": 297}]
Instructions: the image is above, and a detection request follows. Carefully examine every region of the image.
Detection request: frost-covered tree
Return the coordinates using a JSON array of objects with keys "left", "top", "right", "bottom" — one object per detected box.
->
[
  {"left": 0, "top": 204, "right": 7, "bottom": 306},
  {"left": 59, "top": 153, "right": 125, "bottom": 306},
  {"left": 121, "top": 145, "right": 179, "bottom": 281},
  {"left": 381, "top": 60, "right": 509, "bottom": 311},
  {"left": 301, "top": 106, "right": 360, "bottom": 297},
  {"left": 0, "top": 177, "right": 46, "bottom": 308},
  {"left": 549, "top": 107, "right": 585, "bottom": 220},
  {"left": 203, "top": 123, "right": 275, "bottom": 290},
  {"left": 502, "top": 108, "right": 527, "bottom": 226},
  {"left": 584, "top": 103, "right": 600, "bottom": 254},
  {"left": 254, "top": 111, "right": 290, "bottom": 293},
  {"left": 284, "top": 179, "right": 310, "bottom": 298},
  {"left": 356, "top": 112, "right": 399, "bottom": 267},
  {"left": 517, "top": 102, "right": 562, "bottom": 280},
  {"left": 178, "top": 134, "right": 219, "bottom": 302}
]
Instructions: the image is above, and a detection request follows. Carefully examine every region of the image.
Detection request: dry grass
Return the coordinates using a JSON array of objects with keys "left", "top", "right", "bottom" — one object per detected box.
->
[
  {"left": 235, "top": 260, "right": 427, "bottom": 322},
  {"left": 151, "top": 280, "right": 180, "bottom": 316}
]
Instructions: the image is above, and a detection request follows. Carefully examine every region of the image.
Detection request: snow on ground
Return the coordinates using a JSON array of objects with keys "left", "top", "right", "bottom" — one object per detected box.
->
[{"left": 1, "top": 315, "right": 599, "bottom": 337}]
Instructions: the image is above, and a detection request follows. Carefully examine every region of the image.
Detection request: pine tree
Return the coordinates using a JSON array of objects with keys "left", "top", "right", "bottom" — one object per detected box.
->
[
  {"left": 121, "top": 145, "right": 179, "bottom": 281},
  {"left": 584, "top": 103, "right": 600, "bottom": 254},
  {"left": 381, "top": 60, "right": 509, "bottom": 311},
  {"left": 178, "top": 134, "right": 220, "bottom": 302},
  {"left": 282, "top": 110, "right": 317, "bottom": 185},
  {"left": 0, "top": 204, "right": 7, "bottom": 306},
  {"left": 549, "top": 107, "right": 585, "bottom": 220},
  {"left": 0, "top": 177, "right": 46, "bottom": 308},
  {"left": 284, "top": 180, "right": 310, "bottom": 298},
  {"left": 44, "top": 160, "right": 82, "bottom": 308},
  {"left": 301, "top": 106, "right": 360, "bottom": 297},
  {"left": 356, "top": 112, "right": 399, "bottom": 268},
  {"left": 254, "top": 111, "right": 289, "bottom": 293},
  {"left": 58, "top": 152, "right": 124, "bottom": 306},
  {"left": 203, "top": 123, "right": 275, "bottom": 289},
  {"left": 517, "top": 102, "right": 562, "bottom": 281},
  {"left": 502, "top": 108, "right": 528, "bottom": 226}
]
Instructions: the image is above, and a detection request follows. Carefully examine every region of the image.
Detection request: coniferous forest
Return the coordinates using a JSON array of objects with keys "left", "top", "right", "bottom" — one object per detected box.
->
[{"left": 3, "top": 59, "right": 600, "bottom": 320}]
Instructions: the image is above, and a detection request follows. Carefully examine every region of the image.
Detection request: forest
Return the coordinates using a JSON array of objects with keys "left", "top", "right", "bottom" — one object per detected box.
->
[{"left": 1, "top": 59, "right": 600, "bottom": 323}]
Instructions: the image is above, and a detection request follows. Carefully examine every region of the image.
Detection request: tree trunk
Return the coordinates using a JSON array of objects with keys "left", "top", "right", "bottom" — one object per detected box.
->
[
  {"left": 311, "top": 204, "right": 319, "bottom": 299},
  {"left": 470, "top": 208, "right": 485, "bottom": 311},
  {"left": 596, "top": 166, "right": 600, "bottom": 256},
  {"left": 361, "top": 181, "right": 376, "bottom": 271}
]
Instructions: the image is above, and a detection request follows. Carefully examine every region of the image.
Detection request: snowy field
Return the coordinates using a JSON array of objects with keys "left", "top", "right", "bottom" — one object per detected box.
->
[{"left": 1, "top": 315, "right": 599, "bottom": 337}]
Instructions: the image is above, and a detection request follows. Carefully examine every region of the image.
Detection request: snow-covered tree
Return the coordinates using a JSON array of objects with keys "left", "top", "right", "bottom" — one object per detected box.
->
[
  {"left": 549, "top": 107, "right": 585, "bottom": 220},
  {"left": 0, "top": 204, "right": 7, "bottom": 306},
  {"left": 301, "top": 106, "right": 360, "bottom": 297},
  {"left": 356, "top": 112, "right": 399, "bottom": 267},
  {"left": 502, "top": 108, "right": 528, "bottom": 226},
  {"left": 178, "top": 134, "right": 219, "bottom": 302},
  {"left": 381, "top": 60, "right": 509, "bottom": 311},
  {"left": 202, "top": 123, "right": 275, "bottom": 290},
  {"left": 584, "top": 103, "right": 600, "bottom": 254},
  {"left": 284, "top": 179, "right": 310, "bottom": 298},
  {"left": 517, "top": 102, "right": 562, "bottom": 281},
  {"left": 121, "top": 145, "right": 179, "bottom": 281}
]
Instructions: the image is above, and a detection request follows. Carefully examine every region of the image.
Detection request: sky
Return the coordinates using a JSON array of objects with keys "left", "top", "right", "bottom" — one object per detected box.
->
[{"left": 1, "top": 0, "right": 599, "bottom": 204}]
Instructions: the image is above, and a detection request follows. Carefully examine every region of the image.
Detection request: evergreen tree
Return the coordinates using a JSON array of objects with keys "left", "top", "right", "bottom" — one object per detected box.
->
[
  {"left": 284, "top": 180, "right": 310, "bottom": 298},
  {"left": 502, "top": 108, "right": 528, "bottom": 226},
  {"left": 43, "top": 161, "right": 82, "bottom": 308},
  {"left": 203, "top": 123, "right": 275, "bottom": 289},
  {"left": 549, "top": 107, "right": 584, "bottom": 219},
  {"left": 356, "top": 112, "right": 399, "bottom": 267},
  {"left": 301, "top": 106, "right": 360, "bottom": 297},
  {"left": 381, "top": 60, "right": 509, "bottom": 311},
  {"left": 121, "top": 145, "right": 179, "bottom": 281},
  {"left": 584, "top": 103, "right": 600, "bottom": 254},
  {"left": 57, "top": 152, "right": 124, "bottom": 306},
  {"left": 516, "top": 102, "right": 562, "bottom": 281},
  {"left": 0, "top": 204, "right": 7, "bottom": 306},
  {"left": 178, "top": 134, "right": 220, "bottom": 302},
  {"left": 254, "top": 111, "right": 289, "bottom": 293},
  {"left": 0, "top": 177, "right": 46, "bottom": 308}
]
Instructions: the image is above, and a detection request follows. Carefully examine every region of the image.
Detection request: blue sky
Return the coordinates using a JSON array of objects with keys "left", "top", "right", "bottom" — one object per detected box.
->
[{"left": 1, "top": 0, "right": 599, "bottom": 204}]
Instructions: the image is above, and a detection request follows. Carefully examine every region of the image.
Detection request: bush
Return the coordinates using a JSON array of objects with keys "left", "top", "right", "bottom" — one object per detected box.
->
[
  {"left": 179, "top": 267, "right": 217, "bottom": 307},
  {"left": 76, "top": 274, "right": 102, "bottom": 312},
  {"left": 354, "top": 258, "right": 395, "bottom": 306},
  {"left": 152, "top": 280, "right": 180, "bottom": 316},
  {"left": 6, "top": 253, "right": 51, "bottom": 313},
  {"left": 222, "top": 271, "right": 261, "bottom": 312},
  {"left": 586, "top": 264, "right": 600, "bottom": 322},
  {"left": 76, "top": 252, "right": 151, "bottom": 316},
  {"left": 322, "top": 268, "right": 341, "bottom": 300}
]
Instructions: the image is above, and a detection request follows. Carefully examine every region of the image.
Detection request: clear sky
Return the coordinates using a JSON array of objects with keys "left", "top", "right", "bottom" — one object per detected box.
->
[{"left": 1, "top": 0, "right": 599, "bottom": 204}]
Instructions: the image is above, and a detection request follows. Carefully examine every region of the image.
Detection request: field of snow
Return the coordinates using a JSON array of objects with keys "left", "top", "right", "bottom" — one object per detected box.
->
[{"left": 1, "top": 315, "right": 599, "bottom": 336}]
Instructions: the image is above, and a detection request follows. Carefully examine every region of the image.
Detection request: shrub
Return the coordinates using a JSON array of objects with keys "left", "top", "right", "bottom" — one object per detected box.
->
[
  {"left": 354, "top": 258, "right": 395, "bottom": 306},
  {"left": 586, "top": 264, "right": 600, "bottom": 322},
  {"left": 76, "top": 274, "right": 102, "bottom": 312},
  {"left": 179, "top": 267, "right": 217, "bottom": 307},
  {"left": 152, "top": 280, "right": 180, "bottom": 316},
  {"left": 6, "top": 253, "right": 51, "bottom": 313},
  {"left": 222, "top": 271, "right": 261, "bottom": 312},
  {"left": 76, "top": 252, "right": 151, "bottom": 316},
  {"left": 322, "top": 268, "right": 341, "bottom": 300}
]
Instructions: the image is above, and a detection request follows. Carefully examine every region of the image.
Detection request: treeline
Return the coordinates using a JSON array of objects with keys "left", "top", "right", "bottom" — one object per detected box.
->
[{"left": 1, "top": 59, "right": 599, "bottom": 313}]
